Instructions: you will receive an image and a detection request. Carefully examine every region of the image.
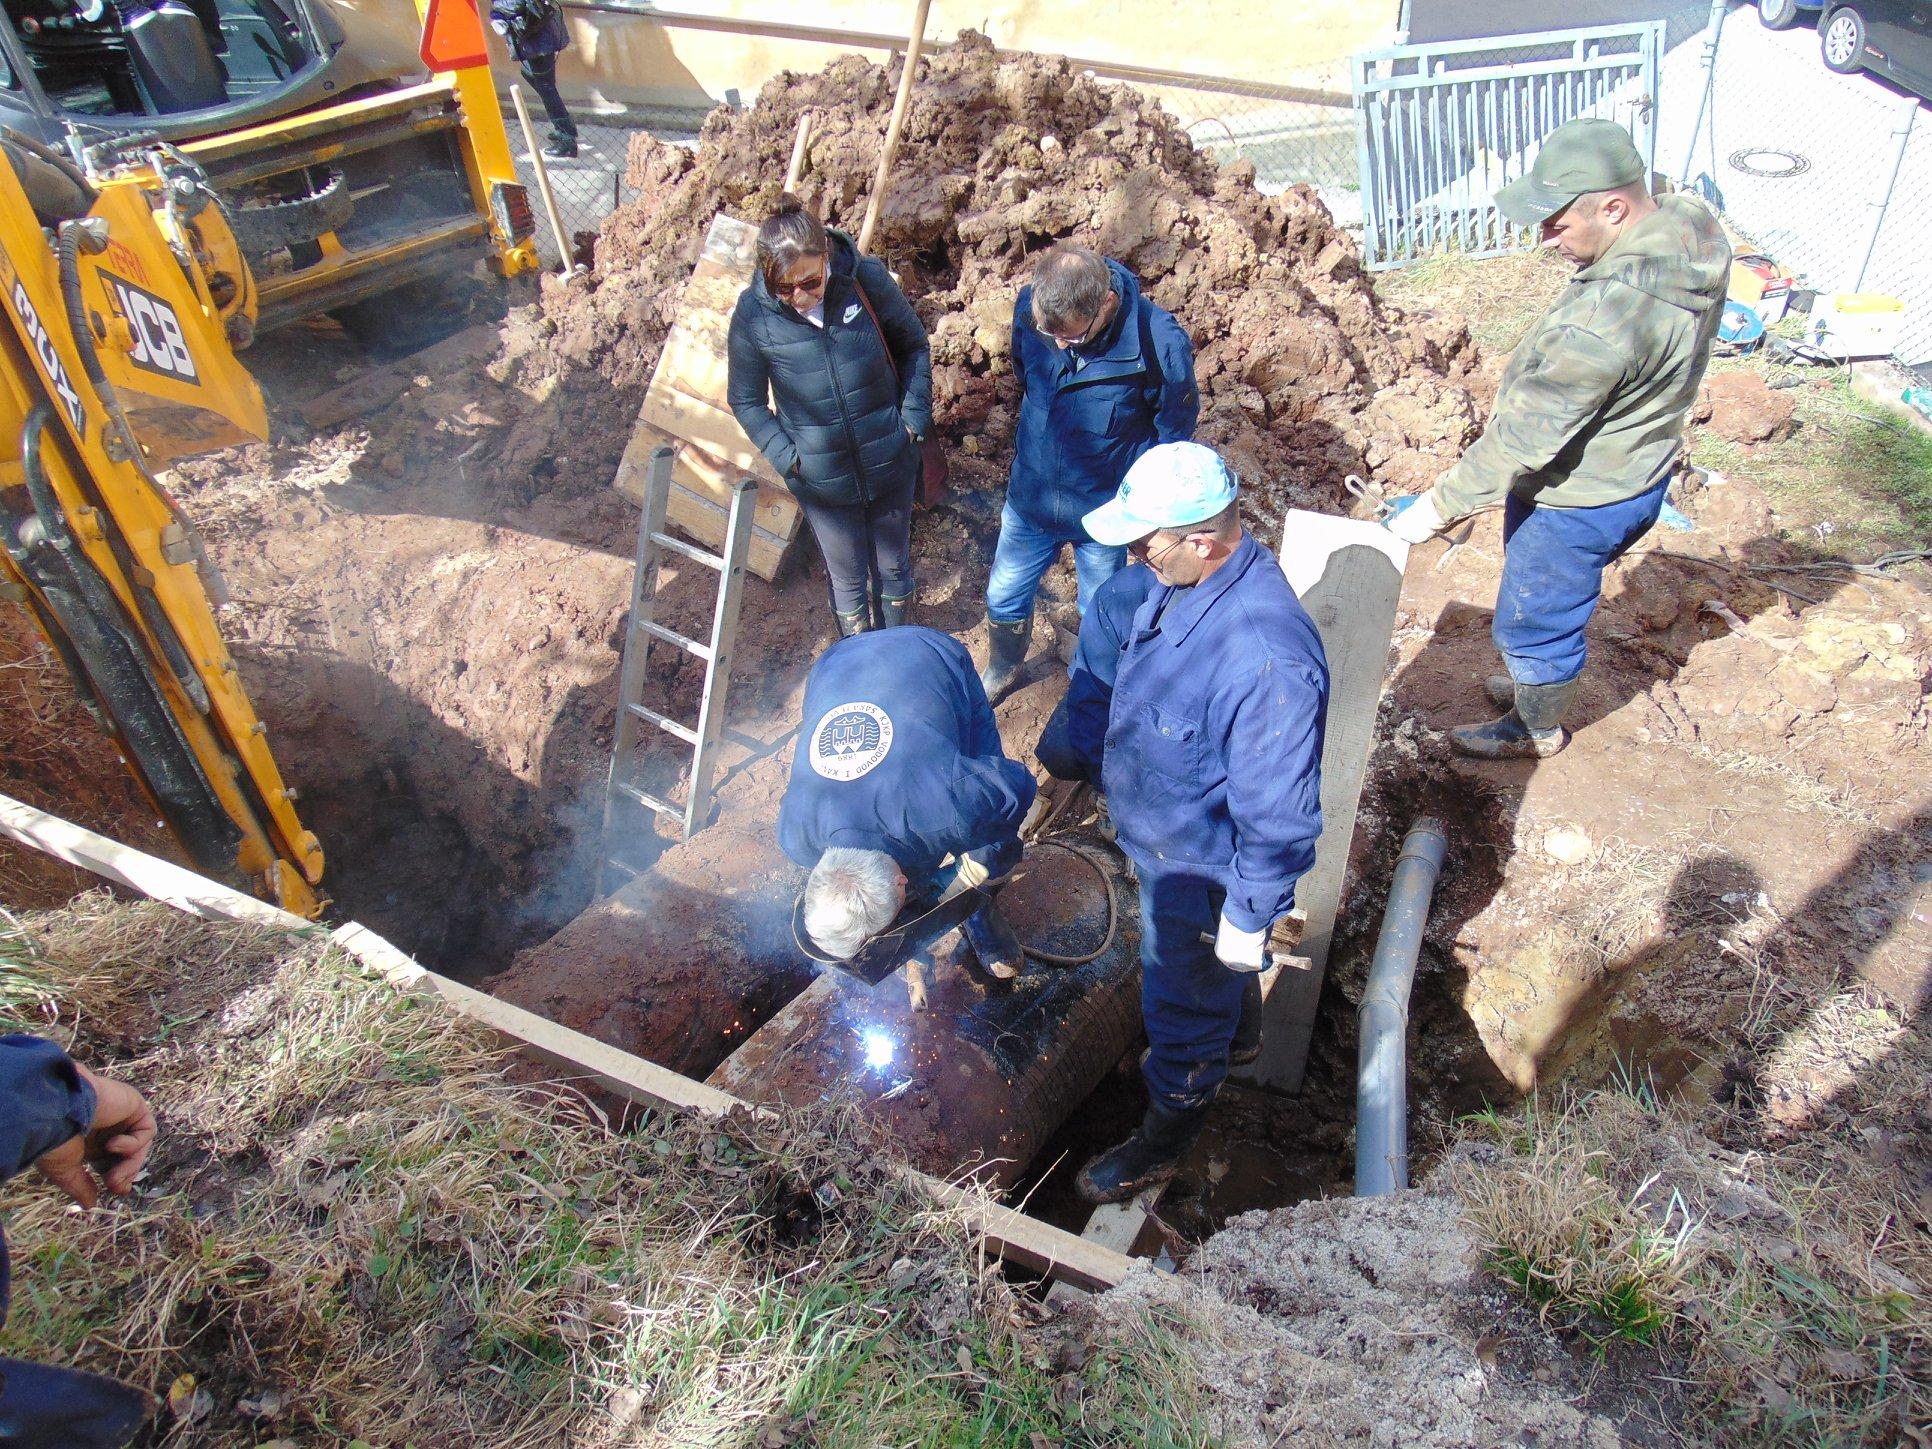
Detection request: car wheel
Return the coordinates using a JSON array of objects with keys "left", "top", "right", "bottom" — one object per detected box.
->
[
  {"left": 1758, "top": 0, "right": 1799, "bottom": 28},
  {"left": 1821, "top": 8, "right": 1867, "bottom": 72}
]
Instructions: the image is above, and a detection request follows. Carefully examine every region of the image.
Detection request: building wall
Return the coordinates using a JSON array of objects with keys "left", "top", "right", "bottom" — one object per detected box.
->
[{"left": 528, "top": 1, "right": 1397, "bottom": 116}]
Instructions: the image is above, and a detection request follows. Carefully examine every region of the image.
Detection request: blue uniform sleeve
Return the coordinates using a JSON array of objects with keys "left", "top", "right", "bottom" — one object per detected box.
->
[
  {"left": 947, "top": 755, "right": 1035, "bottom": 876},
  {"left": 1150, "top": 309, "right": 1198, "bottom": 444},
  {"left": 1216, "top": 659, "right": 1326, "bottom": 932},
  {"left": 0, "top": 1035, "right": 95, "bottom": 1184},
  {"left": 726, "top": 301, "right": 801, "bottom": 482}
]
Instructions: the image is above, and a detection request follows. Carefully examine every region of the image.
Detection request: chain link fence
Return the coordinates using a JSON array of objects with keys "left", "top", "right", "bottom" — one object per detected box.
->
[{"left": 1662, "top": 1, "right": 1931, "bottom": 367}]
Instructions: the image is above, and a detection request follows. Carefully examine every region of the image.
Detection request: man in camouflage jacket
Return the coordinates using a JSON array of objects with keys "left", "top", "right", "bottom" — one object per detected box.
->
[{"left": 1388, "top": 118, "right": 1731, "bottom": 758}]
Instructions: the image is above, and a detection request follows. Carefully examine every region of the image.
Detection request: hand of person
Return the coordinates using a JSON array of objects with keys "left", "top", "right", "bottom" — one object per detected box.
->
[
  {"left": 34, "top": 1066, "right": 156, "bottom": 1208},
  {"left": 938, "top": 852, "right": 994, "bottom": 899},
  {"left": 1383, "top": 491, "right": 1447, "bottom": 544},
  {"left": 1213, "top": 914, "right": 1270, "bottom": 972}
]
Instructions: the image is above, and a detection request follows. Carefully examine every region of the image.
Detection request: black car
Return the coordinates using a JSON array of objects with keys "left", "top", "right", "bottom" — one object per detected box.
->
[{"left": 1820, "top": 0, "right": 1932, "bottom": 99}]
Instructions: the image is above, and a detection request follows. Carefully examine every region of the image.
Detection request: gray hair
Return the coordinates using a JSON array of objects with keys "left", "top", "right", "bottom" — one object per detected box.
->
[
  {"left": 1030, "top": 245, "right": 1113, "bottom": 333},
  {"left": 803, "top": 847, "right": 903, "bottom": 960}
]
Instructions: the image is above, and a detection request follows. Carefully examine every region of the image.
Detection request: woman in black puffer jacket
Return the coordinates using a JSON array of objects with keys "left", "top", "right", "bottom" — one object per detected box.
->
[{"left": 728, "top": 197, "right": 933, "bottom": 635}]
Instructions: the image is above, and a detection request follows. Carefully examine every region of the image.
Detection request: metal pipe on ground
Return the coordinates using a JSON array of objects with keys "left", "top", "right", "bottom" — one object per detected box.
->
[{"left": 1355, "top": 817, "right": 1448, "bottom": 1197}]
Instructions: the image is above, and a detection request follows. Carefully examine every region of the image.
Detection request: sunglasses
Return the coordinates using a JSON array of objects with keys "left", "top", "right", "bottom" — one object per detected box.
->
[{"left": 773, "top": 264, "right": 827, "bottom": 299}]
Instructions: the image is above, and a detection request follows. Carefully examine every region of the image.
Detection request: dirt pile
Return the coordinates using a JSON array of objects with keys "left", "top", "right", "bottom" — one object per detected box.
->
[{"left": 535, "top": 30, "right": 1484, "bottom": 524}]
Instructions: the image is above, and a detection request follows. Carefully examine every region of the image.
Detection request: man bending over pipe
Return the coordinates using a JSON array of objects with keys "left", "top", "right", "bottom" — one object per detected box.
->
[
  {"left": 780, "top": 626, "right": 1035, "bottom": 982},
  {"left": 1068, "top": 443, "right": 1328, "bottom": 1203},
  {"left": 1385, "top": 118, "right": 1729, "bottom": 758}
]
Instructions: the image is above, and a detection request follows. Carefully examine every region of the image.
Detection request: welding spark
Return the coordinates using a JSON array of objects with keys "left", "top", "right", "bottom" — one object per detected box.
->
[{"left": 862, "top": 1029, "right": 896, "bottom": 1069}]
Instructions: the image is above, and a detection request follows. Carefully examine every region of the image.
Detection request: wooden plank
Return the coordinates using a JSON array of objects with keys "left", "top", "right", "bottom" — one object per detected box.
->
[
  {"left": 643, "top": 425, "right": 800, "bottom": 538},
  {"left": 1241, "top": 512, "right": 1409, "bottom": 1093},
  {"left": 653, "top": 322, "right": 737, "bottom": 404},
  {"left": 0, "top": 790, "right": 1131, "bottom": 1292},
  {"left": 641, "top": 385, "right": 786, "bottom": 487},
  {"left": 611, "top": 424, "right": 800, "bottom": 583}
]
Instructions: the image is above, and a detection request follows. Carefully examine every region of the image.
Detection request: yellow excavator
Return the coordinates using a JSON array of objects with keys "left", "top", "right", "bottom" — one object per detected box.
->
[{"left": 0, "top": 0, "right": 533, "bottom": 916}]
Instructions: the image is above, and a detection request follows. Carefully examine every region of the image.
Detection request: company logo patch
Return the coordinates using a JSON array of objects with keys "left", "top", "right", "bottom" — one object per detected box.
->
[
  {"left": 809, "top": 701, "right": 894, "bottom": 781},
  {"left": 104, "top": 272, "right": 198, "bottom": 384},
  {"left": 10, "top": 280, "right": 87, "bottom": 435},
  {"left": 842, "top": 303, "right": 861, "bottom": 324}
]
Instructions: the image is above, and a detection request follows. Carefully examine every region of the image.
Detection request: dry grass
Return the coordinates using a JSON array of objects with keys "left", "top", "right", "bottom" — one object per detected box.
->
[
  {"left": 1451, "top": 1083, "right": 1930, "bottom": 1446},
  {"left": 0, "top": 893, "right": 1217, "bottom": 1448},
  {"left": 1373, "top": 247, "right": 1569, "bottom": 356}
]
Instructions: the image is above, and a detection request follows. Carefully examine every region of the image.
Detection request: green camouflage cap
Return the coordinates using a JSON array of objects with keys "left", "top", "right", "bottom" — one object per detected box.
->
[{"left": 1495, "top": 118, "right": 1647, "bottom": 227}]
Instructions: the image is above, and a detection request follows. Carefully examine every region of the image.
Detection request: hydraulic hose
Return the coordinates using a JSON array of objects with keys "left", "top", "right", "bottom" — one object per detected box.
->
[{"left": 1356, "top": 817, "right": 1449, "bottom": 1197}]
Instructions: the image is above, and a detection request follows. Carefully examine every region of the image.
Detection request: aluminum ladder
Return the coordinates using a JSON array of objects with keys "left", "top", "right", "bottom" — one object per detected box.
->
[{"left": 598, "top": 445, "right": 756, "bottom": 892}]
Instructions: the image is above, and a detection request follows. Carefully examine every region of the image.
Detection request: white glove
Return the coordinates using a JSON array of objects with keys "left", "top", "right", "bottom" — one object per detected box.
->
[
  {"left": 1384, "top": 490, "right": 1448, "bottom": 544},
  {"left": 1214, "top": 913, "right": 1269, "bottom": 972},
  {"left": 938, "top": 852, "right": 994, "bottom": 900}
]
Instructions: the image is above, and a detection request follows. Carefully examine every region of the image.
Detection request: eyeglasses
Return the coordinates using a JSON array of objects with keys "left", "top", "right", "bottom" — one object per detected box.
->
[
  {"left": 773, "top": 264, "right": 827, "bottom": 299},
  {"left": 1034, "top": 311, "right": 1102, "bottom": 347},
  {"left": 1127, "top": 532, "right": 1194, "bottom": 568}
]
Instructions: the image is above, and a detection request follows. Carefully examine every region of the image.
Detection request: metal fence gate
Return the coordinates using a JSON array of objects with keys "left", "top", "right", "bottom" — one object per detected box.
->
[{"left": 1354, "top": 22, "right": 1664, "bottom": 270}]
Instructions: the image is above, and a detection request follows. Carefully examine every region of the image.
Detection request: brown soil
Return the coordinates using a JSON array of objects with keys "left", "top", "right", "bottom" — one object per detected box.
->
[{"left": 1695, "top": 369, "right": 1798, "bottom": 443}]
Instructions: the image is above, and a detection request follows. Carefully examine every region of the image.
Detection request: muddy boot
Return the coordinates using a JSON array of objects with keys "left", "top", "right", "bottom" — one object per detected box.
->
[
  {"left": 979, "top": 614, "right": 1030, "bottom": 701},
  {"left": 880, "top": 590, "right": 915, "bottom": 628},
  {"left": 835, "top": 605, "right": 874, "bottom": 639},
  {"left": 1076, "top": 1098, "right": 1211, "bottom": 1204},
  {"left": 960, "top": 900, "right": 1024, "bottom": 980},
  {"left": 1451, "top": 677, "right": 1579, "bottom": 760},
  {"left": 1484, "top": 674, "right": 1516, "bottom": 711},
  {"left": 1229, "top": 974, "right": 1265, "bottom": 1067}
]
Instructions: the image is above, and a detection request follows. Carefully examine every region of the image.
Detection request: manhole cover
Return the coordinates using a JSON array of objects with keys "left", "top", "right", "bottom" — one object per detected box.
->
[{"left": 1728, "top": 147, "right": 1811, "bottom": 178}]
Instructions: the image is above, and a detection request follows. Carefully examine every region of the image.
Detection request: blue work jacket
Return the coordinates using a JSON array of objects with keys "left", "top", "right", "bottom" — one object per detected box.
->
[
  {"left": 1091, "top": 535, "right": 1328, "bottom": 932},
  {"left": 1008, "top": 260, "right": 1198, "bottom": 535},
  {"left": 1036, "top": 563, "right": 1159, "bottom": 783},
  {"left": 779, "top": 627, "right": 1034, "bottom": 878}
]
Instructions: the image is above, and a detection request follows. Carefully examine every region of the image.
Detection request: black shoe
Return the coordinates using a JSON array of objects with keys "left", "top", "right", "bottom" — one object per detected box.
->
[
  {"left": 541, "top": 135, "right": 578, "bottom": 160},
  {"left": 1229, "top": 974, "right": 1264, "bottom": 1067},
  {"left": 1076, "top": 1099, "right": 1211, "bottom": 1205},
  {"left": 1450, "top": 677, "right": 1579, "bottom": 760},
  {"left": 835, "top": 606, "right": 873, "bottom": 639},
  {"left": 960, "top": 900, "right": 1023, "bottom": 980},
  {"left": 880, "top": 591, "right": 915, "bottom": 628},
  {"left": 979, "top": 615, "right": 1030, "bottom": 701}
]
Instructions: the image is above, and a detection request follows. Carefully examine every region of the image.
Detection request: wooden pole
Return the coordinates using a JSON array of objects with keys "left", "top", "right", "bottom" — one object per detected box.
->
[
  {"left": 512, "top": 84, "right": 576, "bottom": 274},
  {"left": 782, "top": 112, "right": 812, "bottom": 193},
  {"left": 856, "top": 0, "right": 933, "bottom": 254}
]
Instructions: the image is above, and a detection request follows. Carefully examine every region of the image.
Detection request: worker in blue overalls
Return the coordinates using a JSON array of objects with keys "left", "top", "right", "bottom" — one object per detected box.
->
[
  {"left": 1064, "top": 443, "right": 1329, "bottom": 1203},
  {"left": 779, "top": 627, "right": 1036, "bottom": 979}
]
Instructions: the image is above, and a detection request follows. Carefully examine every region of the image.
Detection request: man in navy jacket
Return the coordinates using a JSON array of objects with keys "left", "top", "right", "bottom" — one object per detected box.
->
[
  {"left": 779, "top": 627, "right": 1036, "bottom": 978},
  {"left": 1067, "top": 444, "right": 1328, "bottom": 1203},
  {"left": 0, "top": 1035, "right": 157, "bottom": 1444},
  {"left": 981, "top": 246, "right": 1197, "bottom": 700}
]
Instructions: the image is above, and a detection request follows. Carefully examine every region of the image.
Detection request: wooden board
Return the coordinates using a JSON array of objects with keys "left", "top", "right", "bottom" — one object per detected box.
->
[
  {"left": 615, "top": 212, "right": 805, "bottom": 584},
  {"left": 0, "top": 790, "right": 1130, "bottom": 1293},
  {"left": 1241, "top": 512, "right": 1409, "bottom": 1093}
]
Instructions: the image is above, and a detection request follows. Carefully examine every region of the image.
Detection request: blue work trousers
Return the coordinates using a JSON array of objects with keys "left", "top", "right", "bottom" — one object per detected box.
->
[
  {"left": 1495, "top": 475, "right": 1670, "bottom": 687},
  {"left": 985, "top": 501, "right": 1126, "bottom": 623},
  {"left": 1137, "top": 867, "right": 1247, "bottom": 1111}
]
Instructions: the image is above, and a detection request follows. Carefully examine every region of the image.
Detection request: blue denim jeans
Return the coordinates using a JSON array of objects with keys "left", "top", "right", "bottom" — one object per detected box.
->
[
  {"left": 1495, "top": 475, "right": 1670, "bottom": 687},
  {"left": 985, "top": 501, "right": 1127, "bottom": 624},
  {"left": 1137, "top": 866, "right": 1245, "bottom": 1112}
]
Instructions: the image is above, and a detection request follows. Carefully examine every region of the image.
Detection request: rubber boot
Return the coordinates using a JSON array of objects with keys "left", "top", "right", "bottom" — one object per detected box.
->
[
  {"left": 1076, "top": 1098, "right": 1211, "bottom": 1204},
  {"left": 960, "top": 900, "right": 1024, "bottom": 980},
  {"left": 835, "top": 605, "right": 874, "bottom": 639},
  {"left": 1229, "top": 974, "right": 1265, "bottom": 1067},
  {"left": 979, "top": 615, "right": 1030, "bottom": 701},
  {"left": 1451, "top": 677, "right": 1579, "bottom": 760},
  {"left": 1484, "top": 674, "right": 1516, "bottom": 711},
  {"left": 880, "top": 590, "right": 915, "bottom": 628}
]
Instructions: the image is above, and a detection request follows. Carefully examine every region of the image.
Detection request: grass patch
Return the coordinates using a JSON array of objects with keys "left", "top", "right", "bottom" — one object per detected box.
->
[
  {"left": 0, "top": 893, "right": 1219, "bottom": 1447},
  {"left": 1372, "top": 247, "right": 1569, "bottom": 355},
  {"left": 1450, "top": 1083, "right": 1930, "bottom": 1445}
]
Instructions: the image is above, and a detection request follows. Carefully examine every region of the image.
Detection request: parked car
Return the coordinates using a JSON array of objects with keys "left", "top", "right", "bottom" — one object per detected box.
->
[
  {"left": 1758, "top": 0, "right": 1826, "bottom": 29},
  {"left": 1819, "top": 0, "right": 1932, "bottom": 100}
]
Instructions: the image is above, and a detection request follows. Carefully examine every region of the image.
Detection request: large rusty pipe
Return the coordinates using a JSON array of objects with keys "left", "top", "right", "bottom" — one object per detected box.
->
[{"left": 1355, "top": 817, "right": 1448, "bottom": 1197}]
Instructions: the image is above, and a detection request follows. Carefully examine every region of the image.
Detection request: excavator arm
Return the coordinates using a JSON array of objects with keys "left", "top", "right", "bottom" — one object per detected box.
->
[{"left": 0, "top": 126, "right": 324, "bottom": 915}]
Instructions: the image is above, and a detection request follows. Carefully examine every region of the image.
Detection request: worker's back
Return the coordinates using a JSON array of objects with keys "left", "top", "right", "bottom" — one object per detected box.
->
[{"left": 778, "top": 627, "right": 1033, "bottom": 877}]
